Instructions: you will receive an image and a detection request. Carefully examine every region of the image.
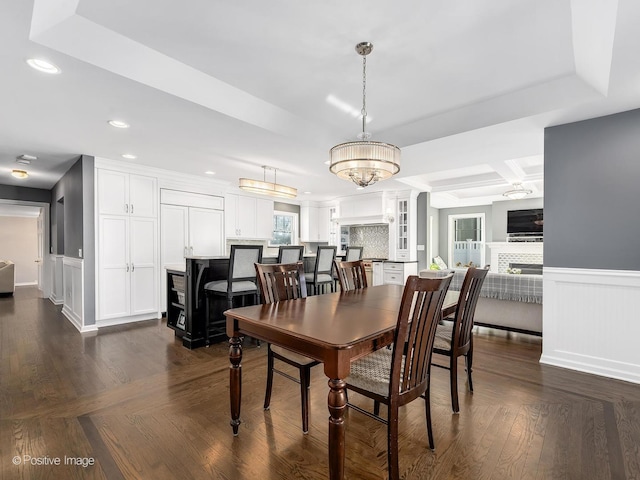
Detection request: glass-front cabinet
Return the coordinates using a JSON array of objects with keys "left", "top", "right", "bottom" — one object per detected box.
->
[{"left": 396, "top": 198, "right": 409, "bottom": 260}]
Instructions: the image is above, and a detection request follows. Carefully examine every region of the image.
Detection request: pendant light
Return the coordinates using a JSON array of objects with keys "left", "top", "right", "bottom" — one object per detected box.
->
[{"left": 329, "top": 42, "right": 400, "bottom": 188}]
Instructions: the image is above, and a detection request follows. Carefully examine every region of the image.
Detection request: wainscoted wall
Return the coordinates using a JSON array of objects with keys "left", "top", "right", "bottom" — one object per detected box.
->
[
  {"left": 62, "top": 257, "right": 95, "bottom": 332},
  {"left": 349, "top": 225, "right": 389, "bottom": 259},
  {"left": 541, "top": 267, "right": 640, "bottom": 384},
  {"left": 49, "top": 254, "right": 64, "bottom": 305}
]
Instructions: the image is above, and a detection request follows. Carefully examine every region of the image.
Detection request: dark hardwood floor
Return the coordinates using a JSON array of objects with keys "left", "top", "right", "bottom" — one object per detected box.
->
[{"left": 1, "top": 286, "right": 639, "bottom": 479}]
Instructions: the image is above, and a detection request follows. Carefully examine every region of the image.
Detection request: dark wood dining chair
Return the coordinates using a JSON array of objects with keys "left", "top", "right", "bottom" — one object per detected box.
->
[
  {"left": 432, "top": 266, "right": 489, "bottom": 413},
  {"left": 334, "top": 259, "right": 368, "bottom": 291},
  {"left": 304, "top": 245, "right": 336, "bottom": 295},
  {"left": 255, "top": 261, "right": 320, "bottom": 434},
  {"left": 345, "top": 246, "right": 364, "bottom": 261},
  {"left": 345, "top": 274, "right": 453, "bottom": 480},
  {"left": 276, "top": 245, "right": 304, "bottom": 264}
]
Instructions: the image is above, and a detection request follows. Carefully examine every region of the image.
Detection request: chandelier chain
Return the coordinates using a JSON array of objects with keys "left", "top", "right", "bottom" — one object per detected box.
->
[{"left": 361, "top": 56, "right": 367, "bottom": 134}]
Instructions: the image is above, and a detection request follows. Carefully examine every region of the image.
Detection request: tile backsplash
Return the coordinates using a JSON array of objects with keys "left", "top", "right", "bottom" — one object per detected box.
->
[{"left": 349, "top": 225, "right": 389, "bottom": 259}]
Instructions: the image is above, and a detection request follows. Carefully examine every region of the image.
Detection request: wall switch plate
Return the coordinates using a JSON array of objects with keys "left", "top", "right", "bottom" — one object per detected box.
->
[
  {"left": 79, "top": 248, "right": 83, "bottom": 257},
  {"left": 417, "top": 245, "right": 425, "bottom": 251}
]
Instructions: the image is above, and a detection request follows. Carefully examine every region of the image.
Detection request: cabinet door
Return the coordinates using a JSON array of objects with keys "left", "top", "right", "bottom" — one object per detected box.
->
[
  {"left": 317, "top": 207, "right": 331, "bottom": 242},
  {"left": 129, "top": 175, "right": 157, "bottom": 217},
  {"left": 130, "top": 217, "right": 157, "bottom": 315},
  {"left": 189, "top": 208, "right": 224, "bottom": 256},
  {"left": 225, "top": 194, "right": 239, "bottom": 238},
  {"left": 98, "top": 215, "right": 130, "bottom": 319},
  {"left": 255, "top": 198, "right": 274, "bottom": 239},
  {"left": 237, "top": 196, "right": 256, "bottom": 238},
  {"left": 98, "top": 170, "right": 129, "bottom": 215},
  {"left": 161, "top": 205, "right": 189, "bottom": 264},
  {"left": 300, "top": 206, "right": 319, "bottom": 242}
]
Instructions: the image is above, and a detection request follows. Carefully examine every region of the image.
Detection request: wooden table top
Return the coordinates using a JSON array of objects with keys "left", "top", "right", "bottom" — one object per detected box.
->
[{"left": 225, "top": 285, "right": 459, "bottom": 351}]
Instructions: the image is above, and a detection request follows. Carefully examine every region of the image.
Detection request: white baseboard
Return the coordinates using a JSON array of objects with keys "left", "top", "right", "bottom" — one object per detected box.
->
[
  {"left": 49, "top": 294, "right": 64, "bottom": 305},
  {"left": 96, "top": 313, "right": 160, "bottom": 329},
  {"left": 15, "top": 281, "right": 38, "bottom": 286},
  {"left": 542, "top": 267, "right": 640, "bottom": 385}
]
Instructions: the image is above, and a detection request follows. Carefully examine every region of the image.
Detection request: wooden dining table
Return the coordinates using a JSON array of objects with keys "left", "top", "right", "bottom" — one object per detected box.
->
[{"left": 225, "top": 284, "right": 459, "bottom": 480}]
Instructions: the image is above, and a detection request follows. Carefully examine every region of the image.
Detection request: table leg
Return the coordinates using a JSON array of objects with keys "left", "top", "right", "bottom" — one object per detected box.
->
[
  {"left": 328, "top": 378, "right": 347, "bottom": 480},
  {"left": 229, "top": 336, "right": 243, "bottom": 435}
]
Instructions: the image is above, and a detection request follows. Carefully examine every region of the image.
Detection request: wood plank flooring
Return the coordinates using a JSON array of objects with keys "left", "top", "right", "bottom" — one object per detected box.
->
[{"left": 1, "top": 287, "right": 639, "bottom": 479}]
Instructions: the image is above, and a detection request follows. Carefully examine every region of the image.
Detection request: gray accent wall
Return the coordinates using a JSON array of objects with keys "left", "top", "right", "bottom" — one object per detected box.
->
[
  {"left": 417, "top": 193, "right": 427, "bottom": 270},
  {"left": 0, "top": 185, "right": 51, "bottom": 204},
  {"left": 81, "top": 155, "right": 95, "bottom": 325},
  {"left": 545, "top": 109, "right": 640, "bottom": 270},
  {"left": 51, "top": 157, "right": 84, "bottom": 258}
]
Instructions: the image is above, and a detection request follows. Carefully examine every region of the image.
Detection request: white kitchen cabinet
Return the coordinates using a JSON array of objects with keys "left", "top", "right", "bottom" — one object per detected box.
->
[
  {"left": 97, "top": 169, "right": 158, "bottom": 322},
  {"left": 394, "top": 193, "right": 417, "bottom": 261},
  {"left": 372, "top": 261, "right": 384, "bottom": 286},
  {"left": 161, "top": 205, "right": 224, "bottom": 260},
  {"left": 98, "top": 215, "right": 157, "bottom": 320},
  {"left": 225, "top": 193, "right": 273, "bottom": 239},
  {"left": 301, "top": 205, "right": 331, "bottom": 242},
  {"left": 382, "top": 261, "right": 418, "bottom": 286},
  {"left": 98, "top": 169, "right": 156, "bottom": 217}
]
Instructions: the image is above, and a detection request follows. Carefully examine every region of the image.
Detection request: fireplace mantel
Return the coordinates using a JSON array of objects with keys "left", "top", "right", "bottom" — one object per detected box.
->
[{"left": 487, "top": 242, "right": 543, "bottom": 274}]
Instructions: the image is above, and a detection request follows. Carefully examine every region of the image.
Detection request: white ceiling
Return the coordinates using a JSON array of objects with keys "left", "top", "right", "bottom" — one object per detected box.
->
[{"left": 1, "top": 0, "right": 639, "bottom": 207}]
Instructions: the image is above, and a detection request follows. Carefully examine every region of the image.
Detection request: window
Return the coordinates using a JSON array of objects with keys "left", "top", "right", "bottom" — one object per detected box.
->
[
  {"left": 270, "top": 210, "right": 298, "bottom": 246},
  {"left": 448, "top": 213, "right": 485, "bottom": 268}
]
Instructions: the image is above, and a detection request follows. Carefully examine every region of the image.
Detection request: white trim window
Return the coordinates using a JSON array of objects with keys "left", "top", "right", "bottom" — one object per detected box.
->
[
  {"left": 448, "top": 213, "right": 485, "bottom": 268},
  {"left": 270, "top": 210, "right": 298, "bottom": 246}
]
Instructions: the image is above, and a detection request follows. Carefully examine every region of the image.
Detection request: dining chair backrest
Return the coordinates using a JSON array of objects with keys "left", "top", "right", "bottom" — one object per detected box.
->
[
  {"left": 229, "top": 245, "right": 263, "bottom": 281},
  {"left": 314, "top": 246, "right": 336, "bottom": 276},
  {"left": 277, "top": 245, "right": 304, "bottom": 264},
  {"left": 255, "top": 262, "right": 307, "bottom": 304},
  {"left": 451, "top": 267, "right": 489, "bottom": 352},
  {"left": 334, "top": 259, "right": 367, "bottom": 291},
  {"left": 345, "top": 246, "right": 364, "bottom": 261},
  {"left": 391, "top": 274, "right": 453, "bottom": 402}
]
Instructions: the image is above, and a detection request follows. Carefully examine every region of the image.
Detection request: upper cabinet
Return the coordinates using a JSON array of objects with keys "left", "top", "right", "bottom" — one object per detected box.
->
[
  {"left": 393, "top": 192, "right": 418, "bottom": 261},
  {"left": 225, "top": 193, "right": 273, "bottom": 240},
  {"left": 98, "top": 170, "right": 156, "bottom": 217},
  {"left": 300, "top": 205, "right": 331, "bottom": 242}
]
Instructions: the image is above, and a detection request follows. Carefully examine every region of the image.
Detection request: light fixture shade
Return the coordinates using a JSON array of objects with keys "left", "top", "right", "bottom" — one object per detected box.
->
[
  {"left": 329, "top": 140, "right": 401, "bottom": 187},
  {"left": 503, "top": 183, "right": 532, "bottom": 200},
  {"left": 11, "top": 169, "right": 29, "bottom": 179},
  {"left": 238, "top": 178, "right": 297, "bottom": 199}
]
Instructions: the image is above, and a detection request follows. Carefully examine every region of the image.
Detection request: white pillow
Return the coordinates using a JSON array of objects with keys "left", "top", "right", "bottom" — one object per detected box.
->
[{"left": 433, "top": 256, "right": 448, "bottom": 270}]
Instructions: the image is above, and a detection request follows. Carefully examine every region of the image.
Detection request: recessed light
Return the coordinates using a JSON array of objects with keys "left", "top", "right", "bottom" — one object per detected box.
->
[
  {"left": 16, "top": 154, "right": 36, "bottom": 165},
  {"left": 356, "top": 186, "right": 364, "bottom": 190},
  {"left": 304, "top": 191, "right": 312, "bottom": 194},
  {"left": 324, "top": 160, "right": 331, "bottom": 165},
  {"left": 26, "top": 58, "right": 61, "bottom": 74},
  {"left": 205, "top": 171, "right": 216, "bottom": 175},
  {"left": 122, "top": 154, "right": 137, "bottom": 159},
  {"left": 12, "top": 169, "right": 29, "bottom": 179},
  {"left": 108, "top": 120, "right": 130, "bottom": 129}
]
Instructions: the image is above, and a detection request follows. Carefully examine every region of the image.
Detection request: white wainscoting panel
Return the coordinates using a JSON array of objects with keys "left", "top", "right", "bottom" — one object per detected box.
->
[
  {"left": 49, "top": 255, "right": 64, "bottom": 305},
  {"left": 62, "top": 257, "right": 95, "bottom": 333},
  {"left": 542, "top": 267, "right": 640, "bottom": 384}
]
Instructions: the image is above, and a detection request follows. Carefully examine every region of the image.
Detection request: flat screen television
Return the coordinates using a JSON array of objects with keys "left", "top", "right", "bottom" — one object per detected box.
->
[{"left": 507, "top": 209, "right": 543, "bottom": 234}]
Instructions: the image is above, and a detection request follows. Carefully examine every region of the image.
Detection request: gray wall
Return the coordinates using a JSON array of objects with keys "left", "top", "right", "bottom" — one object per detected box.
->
[
  {"left": 417, "top": 193, "right": 427, "bottom": 270},
  {"left": 545, "top": 109, "right": 640, "bottom": 270},
  {"left": 0, "top": 185, "right": 51, "bottom": 204},
  {"left": 51, "top": 157, "right": 84, "bottom": 258},
  {"left": 81, "top": 155, "right": 95, "bottom": 325}
]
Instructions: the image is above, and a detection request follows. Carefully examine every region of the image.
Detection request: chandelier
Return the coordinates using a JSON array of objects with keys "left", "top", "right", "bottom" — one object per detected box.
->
[
  {"left": 503, "top": 183, "right": 532, "bottom": 200},
  {"left": 239, "top": 166, "right": 297, "bottom": 199},
  {"left": 329, "top": 42, "right": 400, "bottom": 188}
]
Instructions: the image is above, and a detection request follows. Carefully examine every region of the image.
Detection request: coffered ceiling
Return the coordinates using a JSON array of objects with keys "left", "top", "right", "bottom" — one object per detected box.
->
[{"left": 1, "top": 0, "right": 639, "bottom": 207}]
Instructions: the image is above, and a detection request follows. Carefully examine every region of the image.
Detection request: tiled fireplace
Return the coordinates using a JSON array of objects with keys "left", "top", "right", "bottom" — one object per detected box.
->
[{"left": 487, "top": 242, "right": 543, "bottom": 274}]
